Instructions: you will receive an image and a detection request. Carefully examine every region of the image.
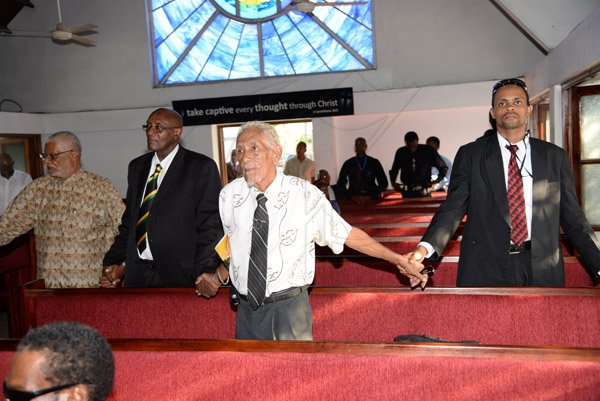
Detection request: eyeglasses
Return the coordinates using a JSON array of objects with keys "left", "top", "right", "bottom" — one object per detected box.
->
[
  {"left": 3, "top": 380, "right": 79, "bottom": 401},
  {"left": 38, "top": 150, "right": 73, "bottom": 162},
  {"left": 142, "top": 124, "right": 180, "bottom": 133},
  {"left": 492, "top": 78, "right": 528, "bottom": 105}
]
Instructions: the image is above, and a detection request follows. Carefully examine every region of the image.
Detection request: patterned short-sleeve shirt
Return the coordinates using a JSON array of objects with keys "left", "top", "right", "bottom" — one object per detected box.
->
[{"left": 219, "top": 173, "right": 351, "bottom": 296}]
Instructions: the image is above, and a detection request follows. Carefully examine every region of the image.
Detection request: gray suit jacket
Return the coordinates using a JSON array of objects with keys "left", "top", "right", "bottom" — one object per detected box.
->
[{"left": 422, "top": 135, "right": 600, "bottom": 286}]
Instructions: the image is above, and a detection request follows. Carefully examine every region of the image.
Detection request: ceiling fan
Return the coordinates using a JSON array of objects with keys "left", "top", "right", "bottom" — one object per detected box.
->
[
  {"left": 292, "top": 0, "right": 368, "bottom": 14},
  {"left": 2, "top": 0, "right": 98, "bottom": 46}
]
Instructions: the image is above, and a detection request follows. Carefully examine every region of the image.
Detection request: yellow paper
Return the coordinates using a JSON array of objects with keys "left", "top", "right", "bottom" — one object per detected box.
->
[{"left": 215, "top": 234, "right": 231, "bottom": 267}]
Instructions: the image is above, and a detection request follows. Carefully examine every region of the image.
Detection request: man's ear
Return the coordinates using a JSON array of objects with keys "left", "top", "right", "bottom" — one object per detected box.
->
[
  {"left": 274, "top": 144, "right": 283, "bottom": 165},
  {"left": 489, "top": 107, "right": 496, "bottom": 120}
]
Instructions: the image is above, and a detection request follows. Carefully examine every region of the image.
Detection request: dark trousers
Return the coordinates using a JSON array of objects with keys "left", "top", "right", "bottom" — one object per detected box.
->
[
  {"left": 126, "top": 259, "right": 166, "bottom": 287},
  {"left": 509, "top": 248, "right": 533, "bottom": 286},
  {"left": 236, "top": 290, "right": 313, "bottom": 340}
]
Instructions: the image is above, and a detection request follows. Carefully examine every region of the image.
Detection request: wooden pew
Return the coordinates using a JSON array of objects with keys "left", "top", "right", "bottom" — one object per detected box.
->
[
  {"left": 0, "top": 231, "right": 37, "bottom": 337},
  {"left": 1, "top": 339, "right": 600, "bottom": 400},
  {"left": 21, "top": 283, "right": 600, "bottom": 348}
]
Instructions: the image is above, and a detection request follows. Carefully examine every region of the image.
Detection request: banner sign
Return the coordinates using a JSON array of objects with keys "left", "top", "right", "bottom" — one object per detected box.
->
[{"left": 172, "top": 87, "right": 354, "bottom": 126}]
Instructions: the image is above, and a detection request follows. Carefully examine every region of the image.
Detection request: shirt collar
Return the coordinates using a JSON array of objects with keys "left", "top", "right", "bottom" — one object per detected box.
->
[
  {"left": 250, "top": 172, "right": 283, "bottom": 201},
  {"left": 151, "top": 144, "right": 179, "bottom": 170}
]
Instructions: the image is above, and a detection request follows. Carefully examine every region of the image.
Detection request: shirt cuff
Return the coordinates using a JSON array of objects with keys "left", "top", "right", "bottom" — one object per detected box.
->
[{"left": 417, "top": 241, "right": 436, "bottom": 258}]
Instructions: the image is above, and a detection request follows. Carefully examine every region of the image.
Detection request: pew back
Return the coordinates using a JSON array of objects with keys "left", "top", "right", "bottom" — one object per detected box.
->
[{"left": 22, "top": 284, "right": 600, "bottom": 348}]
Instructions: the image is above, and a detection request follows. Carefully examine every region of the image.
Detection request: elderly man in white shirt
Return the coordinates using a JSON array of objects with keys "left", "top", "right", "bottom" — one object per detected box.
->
[
  {"left": 208, "top": 121, "right": 427, "bottom": 341},
  {"left": 0, "top": 153, "right": 32, "bottom": 214}
]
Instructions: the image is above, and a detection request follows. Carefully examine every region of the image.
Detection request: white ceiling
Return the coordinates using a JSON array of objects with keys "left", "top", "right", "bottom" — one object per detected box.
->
[{"left": 493, "top": 0, "right": 600, "bottom": 52}]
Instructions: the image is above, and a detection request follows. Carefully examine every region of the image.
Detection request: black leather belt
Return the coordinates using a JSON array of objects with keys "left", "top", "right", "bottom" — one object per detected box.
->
[
  {"left": 136, "top": 259, "right": 156, "bottom": 268},
  {"left": 238, "top": 287, "right": 303, "bottom": 305},
  {"left": 508, "top": 240, "right": 531, "bottom": 255}
]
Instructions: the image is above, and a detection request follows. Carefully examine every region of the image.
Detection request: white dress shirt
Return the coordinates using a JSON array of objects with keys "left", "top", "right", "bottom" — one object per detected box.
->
[
  {"left": 220, "top": 173, "right": 351, "bottom": 296},
  {"left": 138, "top": 145, "right": 179, "bottom": 260},
  {"left": 0, "top": 169, "right": 32, "bottom": 214}
]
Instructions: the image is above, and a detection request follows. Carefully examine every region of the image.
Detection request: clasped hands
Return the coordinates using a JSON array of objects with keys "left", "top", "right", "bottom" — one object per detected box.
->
[
  {"left": 99, "top": 264, "right": 125, "bottom": 288},
  {"left": 195, "top": 264, "right": 229, "bottom": 298},
  {"left": 397, "top": 248, "right": 430, "bottom": 290}
]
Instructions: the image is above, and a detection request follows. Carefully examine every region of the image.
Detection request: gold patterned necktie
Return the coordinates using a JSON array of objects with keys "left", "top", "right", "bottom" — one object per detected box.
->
[{"left": 136, "top": 164, "right": 162, "bottom": 254}]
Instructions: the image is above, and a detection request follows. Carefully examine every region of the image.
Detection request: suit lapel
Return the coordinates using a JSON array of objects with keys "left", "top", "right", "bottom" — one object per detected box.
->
[
  {"left": 152, "top": 147, "right": 185, "bottom": 208},
  {"left": 484, "top": 136, "right": 511, "bottom": 228},
  {"left": 530, "top": 138, "right": 547, "bottom": 220},
  {"left": 135, "top": 155, "right": 153, "bottom": 211}
]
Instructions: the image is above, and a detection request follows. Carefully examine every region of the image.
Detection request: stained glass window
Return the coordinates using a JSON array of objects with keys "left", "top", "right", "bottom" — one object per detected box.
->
[{"left": 149, "top": 0, "right": 374, "bottom": 86}]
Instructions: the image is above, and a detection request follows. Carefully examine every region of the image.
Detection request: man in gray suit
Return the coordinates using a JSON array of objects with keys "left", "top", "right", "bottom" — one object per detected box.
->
[{"left": 410, "top": 78, "right": 600, "bottom": 287}]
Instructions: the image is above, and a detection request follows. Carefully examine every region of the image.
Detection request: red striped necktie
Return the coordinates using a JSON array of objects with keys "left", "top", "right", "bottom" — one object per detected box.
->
[{"left": 506, "top": 145, "right": 528, "bottom": 246}]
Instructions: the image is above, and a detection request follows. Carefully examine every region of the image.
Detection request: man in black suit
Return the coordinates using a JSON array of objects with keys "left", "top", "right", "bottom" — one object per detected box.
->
[
  {"left": 409, "top": 78, "right": 600, "bottom": 287},
  {"left": 101, "top": 108, "right": 223, "bottom": 288},
  {"left": 335, "top": 137, "right": 388, "bottom": 203}
]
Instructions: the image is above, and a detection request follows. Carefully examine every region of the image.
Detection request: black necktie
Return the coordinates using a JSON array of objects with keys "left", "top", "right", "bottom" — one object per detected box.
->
[
  {"left": 247, "top": 193, "right": 269, "bottom": 310},
  {"left": 136, "top": 164, "right": 162, "bottom": 254}
]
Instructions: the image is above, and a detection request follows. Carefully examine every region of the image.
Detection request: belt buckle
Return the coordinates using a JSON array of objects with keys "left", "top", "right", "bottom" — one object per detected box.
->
[{"left": 508, "top": 243, "right": 520, "bottom": 254}]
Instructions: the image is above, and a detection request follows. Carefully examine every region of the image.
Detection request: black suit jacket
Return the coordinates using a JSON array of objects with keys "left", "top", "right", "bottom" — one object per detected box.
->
[
  {"left": 422, "top": 135, "right": 600, "bottom": 286},
  {"left": 104, "top": 147, "right": 223, "bottom": 287}
]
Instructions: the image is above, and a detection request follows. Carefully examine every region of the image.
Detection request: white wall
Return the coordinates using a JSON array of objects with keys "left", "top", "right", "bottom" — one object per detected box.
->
[{"left": 1, "top": 81, "right": 495, "bottom": 196}]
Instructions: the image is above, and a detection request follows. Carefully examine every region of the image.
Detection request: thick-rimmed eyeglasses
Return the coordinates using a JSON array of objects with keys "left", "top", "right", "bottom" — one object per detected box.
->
[
  {"left": 142, "top": 124, "right": 180, "bottom": 133},
  {"left": 3, "top": 380, "right": 79, "bottom": 401},
  {"left": 38, "top": 150, "right": 73, "bottom": 162}
]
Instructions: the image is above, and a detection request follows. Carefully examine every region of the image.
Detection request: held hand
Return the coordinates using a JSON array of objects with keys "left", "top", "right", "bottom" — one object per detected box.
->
[
  {"left": 195, "top": 273, "right": 221, "bottom": 298},
  {"left": 396, "top": 253, "right": 428, "bottom": 290},
  {"left": 99, "top": 264, "right": 125, "bottom": 288}
]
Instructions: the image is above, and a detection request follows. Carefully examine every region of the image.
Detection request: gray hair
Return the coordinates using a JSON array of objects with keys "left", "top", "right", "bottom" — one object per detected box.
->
[
  {"left": 237, "top": 121, "right": 280, "bottom": 149},
  {"left": 47, "top": 131, "right": 82, "bottom": 153}
]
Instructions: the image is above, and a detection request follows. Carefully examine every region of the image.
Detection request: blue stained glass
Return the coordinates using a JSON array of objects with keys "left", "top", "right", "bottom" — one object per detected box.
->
[
  {"left": 315, "top": 6, "right": 373, "bottom": 64},
  {"left": 152, "top": 8, "right": 172, "bottom": 46},
  {"left": 296, "top": 17, "right": 362, "bottom": 71},
  {"left": 214, "top": 0, "right": 236, "bottom": 15},
  {"left": 152, "top": 0, "right": 172, "bottom": 10},
  {"left": 150, "top": 0, "right": 374, "bottom": 86},
  {"left": 262, "top": 21, "right": 294, "bottom": 76},
  {"left": 230, "top": 24, "right": 260, "bottom": 78}
]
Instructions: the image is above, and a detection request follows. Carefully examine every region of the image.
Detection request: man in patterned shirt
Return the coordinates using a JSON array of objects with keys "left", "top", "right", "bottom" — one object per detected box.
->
[
  {"left": 0, "top": 131, "right": 124, "bottom": 288},
  {"left": 210, "top": 121, "right": 428, "bottom": 340}
]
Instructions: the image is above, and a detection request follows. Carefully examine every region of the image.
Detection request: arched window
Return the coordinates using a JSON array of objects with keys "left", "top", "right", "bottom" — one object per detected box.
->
[{"left": 149, "top": 0, "right": 374, "bottom": 86}]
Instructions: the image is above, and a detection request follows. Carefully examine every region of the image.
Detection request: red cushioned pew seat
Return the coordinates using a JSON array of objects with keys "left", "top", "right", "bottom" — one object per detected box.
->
[{"left": 2, "top": 340, "right": 600, "bottom": 401}]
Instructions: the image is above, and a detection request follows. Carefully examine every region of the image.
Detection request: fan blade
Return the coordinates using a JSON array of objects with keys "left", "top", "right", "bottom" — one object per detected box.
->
[
  {"left": 66, "top": 23, "right": 97, "bottom": 34},
  {"left": 71, "top": 34, "right": 97, "bottom": 46}
]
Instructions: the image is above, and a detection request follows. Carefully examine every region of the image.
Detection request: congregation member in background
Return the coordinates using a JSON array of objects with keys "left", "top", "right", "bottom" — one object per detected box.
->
[
  {"left": 426, "top": 136, "right": 453, "bottom": 192},
  {"left": 226, "top": 148, "right": 242, "bottom": 182},
  {"left": 102, "top": 108, "right": 223, "bottom": 288},
  {"left": 313, "top": 169, "right": 341, "bottom": 213},
  {"left": 283, "top": 141, "right": 316, "bottom": 182},
  {"left": 210, "top": 121, "right": 426, "bottom": 340},
  {"left": 410, "top": 78, "right": 600, "bottom": 287},
  {"left": 0, "top": 131, "right": 124, "bottom": 288},
  {"left": 0, "top": 152, "right": 32, "bottom": 215},
  {"left": 335, "top": 137, "right": 388, "bottom": 203},
  {"left": 4, "top": 321, "right": 114, "bottom": 401},
  {"left": 389, "top": 131, "right": 447, "bottom": 198}
]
